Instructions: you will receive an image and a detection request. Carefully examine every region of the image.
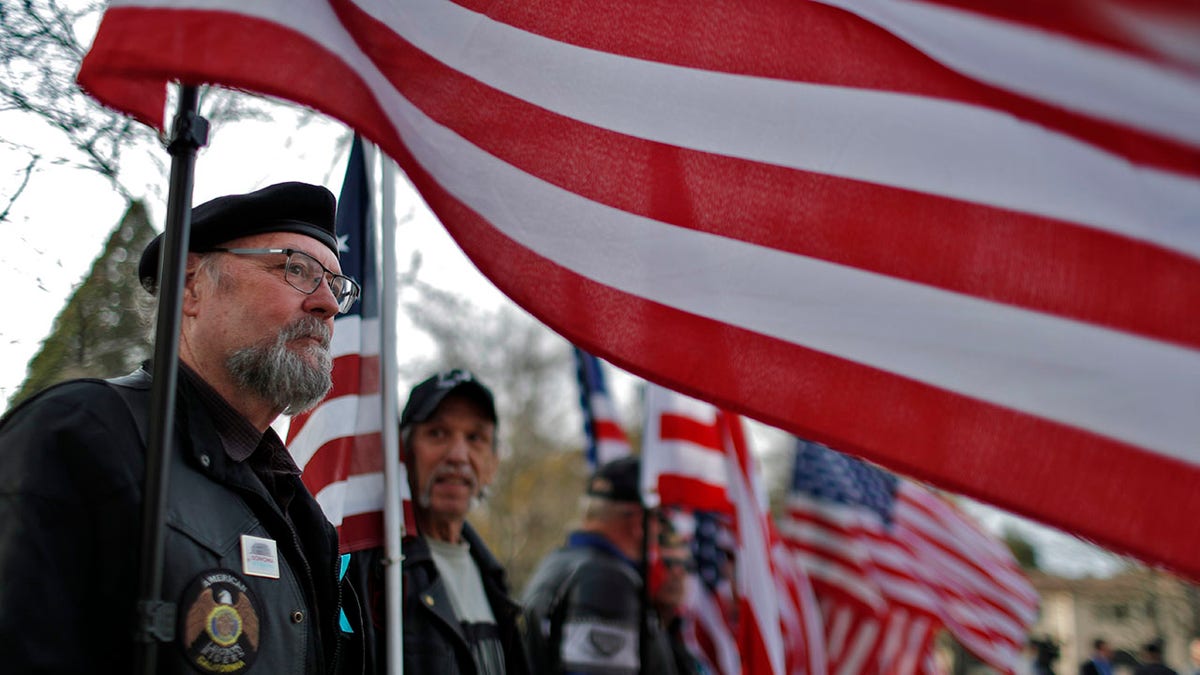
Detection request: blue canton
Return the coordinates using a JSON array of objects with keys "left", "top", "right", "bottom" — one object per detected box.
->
[{"left": 790, "top": 439, "right": 899, "bottom": 526}]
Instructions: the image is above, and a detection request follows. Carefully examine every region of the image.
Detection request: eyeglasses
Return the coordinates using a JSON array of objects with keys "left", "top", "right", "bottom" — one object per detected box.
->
[{"left": 208, "top": 247, "right": 361, "bottom": 314}]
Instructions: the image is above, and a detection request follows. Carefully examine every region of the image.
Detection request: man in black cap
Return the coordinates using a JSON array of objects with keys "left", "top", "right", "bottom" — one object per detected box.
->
[
  {"left": 0, "top": 182, "right": 364, "bottom": 674},
  {"left": 520, "top": 456, "right": 679, "bottom": 675},
  {"left": 357, "top": 369, "right": 531, "bottom": 675}
]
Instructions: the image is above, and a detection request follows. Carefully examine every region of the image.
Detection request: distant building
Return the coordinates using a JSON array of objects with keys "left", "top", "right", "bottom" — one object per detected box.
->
[{"left": 1026, "top": 568, "right": 1198, "bottom": 674}]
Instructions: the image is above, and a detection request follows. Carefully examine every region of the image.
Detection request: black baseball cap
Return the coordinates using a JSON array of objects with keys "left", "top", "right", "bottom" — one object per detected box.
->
[
  {"left": 400, "top": 369, "right": 497, "bottom": 429},
  {"left": 587, "top": 456, "right": 642, "bottom": 504},
  {"left": 139, "top": 181, "right": 338, "bottom": 293}
]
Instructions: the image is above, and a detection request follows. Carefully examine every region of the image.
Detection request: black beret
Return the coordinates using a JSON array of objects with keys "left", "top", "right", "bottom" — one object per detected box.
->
[
  {"left": 400, "top": 369, "right": 498, "bottom": 429},
  {"left": 587, "top": 456, "right": 642, "bottom": 504},
  {"left": 138, "top": 181, "right": 338, "bottom": 292}
]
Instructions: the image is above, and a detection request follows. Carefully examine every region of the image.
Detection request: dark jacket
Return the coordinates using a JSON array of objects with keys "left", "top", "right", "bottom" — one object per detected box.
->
[
  {"left": 521, "top": 532, "right": 679, "bottom": 675},
  {"left": 1135, "top": 665, "right": 1180, "bottom": 675},
  {"left": 0, "top": 367, "right": 362, "bottom": 674},
  {"left": 360, "top": 523, "right": 531, "bottom": 675}
]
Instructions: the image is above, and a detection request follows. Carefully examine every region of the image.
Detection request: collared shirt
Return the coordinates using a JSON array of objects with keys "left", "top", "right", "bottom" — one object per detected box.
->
[{"left": 179, "top": 363, "right": 301, "bottom": 514}]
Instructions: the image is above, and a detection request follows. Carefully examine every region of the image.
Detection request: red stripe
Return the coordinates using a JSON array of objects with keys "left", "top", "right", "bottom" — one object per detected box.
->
[
  {"left": 286, "top": 354, "right": 381, "bottom": 442},
  {"left": 327, "top": 353, "right": 381, "bottom": 399},
  {"left": 438, "top": 0, "right": 1200, "bottom": 176},
  {"left": 334, "top": 1, "right": 1200, "bottom": 350},
  {"left": 78, "top": 7, "right": 405, "bottom": 147},
  {"left": 299, "top": 433, "right": 385, "bottom": 497},
  {"left": 592, "top": 419, "right": 628, "bottom": 442},
  {"left": 656, "top": 475, "right": 731, "bottom": 515},
  {"left": 657, "top": 413, "right": 723, "bottom": 451},
  {"left": 338, "top": 511, "right": 384, "bottom": 553}
]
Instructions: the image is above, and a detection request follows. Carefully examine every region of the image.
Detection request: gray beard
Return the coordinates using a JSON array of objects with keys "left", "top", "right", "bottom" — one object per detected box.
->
[{"left": 226, "top": 316, "right": 333, "bottom": 415}]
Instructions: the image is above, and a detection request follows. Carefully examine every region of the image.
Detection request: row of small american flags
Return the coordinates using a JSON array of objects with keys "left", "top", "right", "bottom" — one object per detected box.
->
[{"left": 575, "top": 347, "right": 1037, "bottom": 674}]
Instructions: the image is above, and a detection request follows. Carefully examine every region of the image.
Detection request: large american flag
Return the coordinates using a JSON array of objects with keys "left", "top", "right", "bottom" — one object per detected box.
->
[
  {"left": 777, "top": 439, "right": 1038, "bottom": 674},
  {"left": 285, "top": 136, "right": 413, "bottom": 550},
  {"left": 77, "top": 1, "right": 1200, "bottom": 579}
]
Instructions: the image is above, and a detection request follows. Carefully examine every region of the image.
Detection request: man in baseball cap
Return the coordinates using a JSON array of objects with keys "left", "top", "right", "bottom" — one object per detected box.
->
[
  {"left": 521, "top": 455, "right": 679, "bottom": 675},
  {"left": 358, "top": 368, "right": 531, "bottom": 675}
]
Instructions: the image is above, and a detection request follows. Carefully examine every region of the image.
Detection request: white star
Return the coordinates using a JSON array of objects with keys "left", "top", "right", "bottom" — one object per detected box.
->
[{"left": 337, "top": 233, "right": 350, "bottom": 253}]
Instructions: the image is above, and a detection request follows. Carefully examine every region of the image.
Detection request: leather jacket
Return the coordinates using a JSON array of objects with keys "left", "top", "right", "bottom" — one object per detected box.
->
[
  {"left": 381, "top": 524, "right": 532, "bottom": 675},
  {"left": 521, "top": 532, "right": 679, "bottom": 675},
  {"left": 0, "top": 366, "right": 363, "bottom": 674}
]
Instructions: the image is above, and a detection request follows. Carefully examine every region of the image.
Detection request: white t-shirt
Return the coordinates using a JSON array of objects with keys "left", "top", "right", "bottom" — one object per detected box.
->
[{"left": 427, "top": 537, "right": 506, "bottom": 675}]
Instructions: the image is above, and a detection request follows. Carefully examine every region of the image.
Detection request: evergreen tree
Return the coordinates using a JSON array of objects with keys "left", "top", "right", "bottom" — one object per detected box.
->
[
  {"left": 9, "top": 200, "right": 157, "bottom": 407},
  {"left": 1003, "top": 525, "right": 1040, "bottom": 570}
]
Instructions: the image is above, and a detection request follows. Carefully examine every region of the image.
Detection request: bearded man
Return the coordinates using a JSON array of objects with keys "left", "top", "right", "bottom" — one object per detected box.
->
[
  {"left": 356, "top": 370, "right": 531, "bottom": 675},
  {"left": 0, "top": 182, "right": 364, "bottom": 674}
]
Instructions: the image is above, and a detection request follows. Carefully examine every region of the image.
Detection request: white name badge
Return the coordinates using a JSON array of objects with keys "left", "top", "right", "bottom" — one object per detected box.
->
[{"left": 240, "top": 534, "right": 281, "bottom": 579}]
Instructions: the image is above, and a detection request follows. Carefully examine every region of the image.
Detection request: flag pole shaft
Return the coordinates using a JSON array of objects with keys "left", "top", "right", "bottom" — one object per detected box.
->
[
  {"left": 639, "top": 506, "right": 651, "bottom": 675},
  {"left": 134, "top": 83, "right": 208, "bottom": 675},
  {"left": 378, "top": 151, "right": 405, "bottom": 675}
]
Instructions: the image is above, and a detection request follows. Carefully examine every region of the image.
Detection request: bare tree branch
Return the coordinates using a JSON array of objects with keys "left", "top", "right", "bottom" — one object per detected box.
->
[{"left": 0, "top": 148, "right": 37, "bottom": 222}]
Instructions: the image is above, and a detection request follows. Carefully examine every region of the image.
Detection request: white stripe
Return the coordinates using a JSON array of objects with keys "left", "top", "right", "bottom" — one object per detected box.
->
[
  {"left": 825, "top": 604, "right": 851, "bottom": 660},
  {"left": 837, "top": 616, "right": 879, "bottom": 675},
  {"left": 684, "top": 580, "right": 742, "bottom": 675},
  {"left": 329, "top": 315, "right": 381, "bottom": 358},
  {"left": 287, "top": 393, "right": 382, "bottom": 468},
  {"left": 313, "top": 471, "right": 385, "bottom": 524},
  {"left": 587, "top": 391, "right": 621, "bottom": 421},
  {"left": 788, "top": 549, "right": 884, "bottom": 609},
  {"left": 641, "top": 386, "right": 729, "bottom": 503},
  {"left": 594, "top": 441, "right": 630, "bottom": 467},
  {"left": 819, "top": 0, "right": 1200, "bottom": 146},
  {"left": 776, "top": 518, "right": 874, "bottom": 574},
  {"left": 730, "top": 460, "right": 786, "bottom": 675},
  {"left": 787, "top": 494, "right": 884, "bottom": 531},
  {"left": 642, "top": 439, "right": 728, "bottom": 491}
]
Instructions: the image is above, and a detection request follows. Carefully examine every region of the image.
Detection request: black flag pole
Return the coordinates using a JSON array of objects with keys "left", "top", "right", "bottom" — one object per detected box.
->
[
  {"left": 639, "top": 502, "right": 651, "bottom": 675},
  {"left": 133, "top": 83, "right": 208, "bottom": 675}
]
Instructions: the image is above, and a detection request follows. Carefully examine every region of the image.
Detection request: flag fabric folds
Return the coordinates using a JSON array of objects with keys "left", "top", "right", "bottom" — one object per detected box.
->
[
  {"left": 644, "top": 385, "right": 825, "bottom": 675},
  {"left": 77, "top": 0, "right": 1200, "bottom": 578},
  {"left": 777, "top": 439, "right": 1038, "bottom": 674},
  {"left": 688, "top": 511, "right": 743, "bottom": 675},
  {"left": 285, "top": 136, "right": 413, "bottom": 551},
  {"left": 572, "top": 347, "right": 632, "bottom": 470}
]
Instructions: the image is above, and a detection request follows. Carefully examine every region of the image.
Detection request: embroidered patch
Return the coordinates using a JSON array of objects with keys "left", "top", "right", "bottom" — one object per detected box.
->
[
  {"left": 179, "top": 570, "right": 262, "bottom": 673},
  {"left": 588, "top": 627, "right": 627, "bottom": 656}
]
